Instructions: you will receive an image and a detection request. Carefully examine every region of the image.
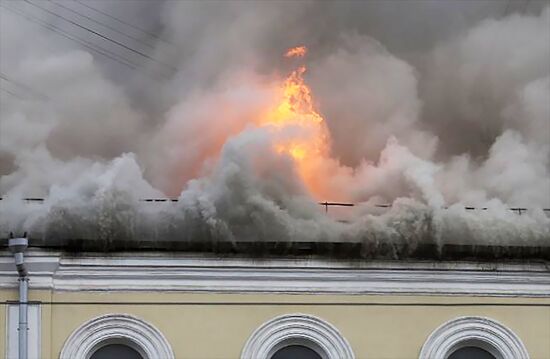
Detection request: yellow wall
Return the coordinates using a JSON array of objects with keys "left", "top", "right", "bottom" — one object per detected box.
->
[
  {"left": 2, "top": 290, "right": 546, "bottom": 359},
  {"left": 0, "top": 289, "right": 18, "bottom": 358}
]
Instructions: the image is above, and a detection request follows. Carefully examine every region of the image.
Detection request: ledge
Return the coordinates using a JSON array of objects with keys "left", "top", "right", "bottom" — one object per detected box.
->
[{"left": 0, "top": 249, "right": 549, "bottom": 296}]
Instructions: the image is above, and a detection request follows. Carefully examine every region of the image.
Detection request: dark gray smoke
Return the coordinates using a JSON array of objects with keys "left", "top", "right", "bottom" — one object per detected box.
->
[{"left": 1, "top": 0, "right": 549, "bottom": 246}]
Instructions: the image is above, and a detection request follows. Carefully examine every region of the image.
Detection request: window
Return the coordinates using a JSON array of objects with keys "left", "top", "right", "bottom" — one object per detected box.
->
[
  {"left": 448, "top": 346, "right": 496, "bottom": 359},
  {"left": 271, "top": 345, "right": 323, "bottom": 359},
  {"left": 59, "top": 314, "right": 174, "bottom": 359},
  {"left": 90, "top": 344, "right": 143, "bottom": 359},
  {"left": 241, "top": 313, "right": 355, "bottom": 359},
  {"left": 419, "top": 316, "right": 529, "bottom": 359}
]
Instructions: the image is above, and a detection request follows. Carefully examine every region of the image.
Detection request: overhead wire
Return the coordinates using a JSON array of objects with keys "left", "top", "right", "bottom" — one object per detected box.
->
[
  {"left": 23, "top": 0, "right": 177, "bottom": 71},
  {"left": 0, "top": 197, "right": 548, "bottom": 215},
  {"left": 1, "top": 3, "right": 141, "bottom": 70},
  {"left": 74, "top": 0, "right": 174, "bottom": 46},
  {"left": 0, "top": 72, "right": 49, "bottom": 100},
  {"left": 49, "top": 0, "right": 157, "bottom": 50}
]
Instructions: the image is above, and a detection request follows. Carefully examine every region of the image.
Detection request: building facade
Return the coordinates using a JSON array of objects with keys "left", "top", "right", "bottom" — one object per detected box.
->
[{"left": 1, "top": 249, "right": 549, "bottom": 359}]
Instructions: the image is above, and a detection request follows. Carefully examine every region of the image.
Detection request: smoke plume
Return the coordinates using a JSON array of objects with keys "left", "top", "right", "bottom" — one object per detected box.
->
[{"left": 1, "top": 0, "right": 549, "bottom": 247}]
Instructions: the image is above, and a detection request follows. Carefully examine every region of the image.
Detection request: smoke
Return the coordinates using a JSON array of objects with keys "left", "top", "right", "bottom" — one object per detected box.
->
[{"left": 1, "top": 1, "right": 549, "bottom": 247}]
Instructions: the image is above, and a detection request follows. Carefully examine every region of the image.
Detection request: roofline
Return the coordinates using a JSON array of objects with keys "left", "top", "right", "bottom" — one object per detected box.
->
[{"left": 1, "top": 239, "right": 549, "bottom": 261}]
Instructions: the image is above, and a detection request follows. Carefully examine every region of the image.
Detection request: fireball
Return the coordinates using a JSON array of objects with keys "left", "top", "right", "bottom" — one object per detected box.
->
[
  {"left": 284, "top": 46, "right": 307, "bottom": 58},
  {"left": 257, "top": 46, "right": 333, "bottom": 198}
]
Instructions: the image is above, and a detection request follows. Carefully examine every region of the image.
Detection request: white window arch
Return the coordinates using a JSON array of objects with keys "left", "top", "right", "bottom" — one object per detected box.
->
[
  {"left": 59, "top": 313, "right": 174, "bottom": 359},
  {"left": 241, "top": 313, "right": 355, "bottom": 359},
  {"left": 419, "top": 316, "right": 529, "bottom": 359}
]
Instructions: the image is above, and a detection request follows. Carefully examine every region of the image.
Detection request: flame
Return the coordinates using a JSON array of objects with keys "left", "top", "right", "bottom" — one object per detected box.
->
[
  {"left": 284, "top": 46, "right": 307, "bottom": 58},
  {"left": 258, "top": 46, "right": 331, "bottom": 197}
]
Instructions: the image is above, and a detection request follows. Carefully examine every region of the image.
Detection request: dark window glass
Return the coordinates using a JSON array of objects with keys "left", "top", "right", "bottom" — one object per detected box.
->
[
  {"left": 448, "top": 346, "right": 496, "bottom": 359},
  {"left": 271, "top": 345, "right": 322, "bottom": 359},
  {"left": 90, "top": 344, "right": 143, "bottom": 359}
]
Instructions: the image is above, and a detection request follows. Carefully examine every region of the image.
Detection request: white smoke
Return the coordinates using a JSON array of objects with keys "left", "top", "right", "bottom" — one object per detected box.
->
[{"left": 0, "top": 1, "right": 549, "bottom": 246}]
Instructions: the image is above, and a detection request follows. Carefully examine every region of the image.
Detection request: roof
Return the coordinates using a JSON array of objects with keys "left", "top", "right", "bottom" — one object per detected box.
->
[{"left": 5, "top": 237, "right": 549, "bottom": 262}]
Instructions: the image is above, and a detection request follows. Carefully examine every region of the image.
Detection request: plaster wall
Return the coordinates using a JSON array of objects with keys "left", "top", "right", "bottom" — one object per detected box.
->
[{"left": 2, "top": 290, "right": 548, "bottom": 359}]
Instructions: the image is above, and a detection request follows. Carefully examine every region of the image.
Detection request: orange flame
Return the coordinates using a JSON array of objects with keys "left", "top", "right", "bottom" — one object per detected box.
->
[
  {"left": 258, "top": 46, "right": 330, "bottom": 197},
  {"left": 284, "top": 46, "right": 307, "bottom": 58}
]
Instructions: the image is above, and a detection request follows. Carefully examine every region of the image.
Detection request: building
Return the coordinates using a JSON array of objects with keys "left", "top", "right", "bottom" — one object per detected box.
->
[{"left": 0, "top": 237, "right": 549, "bottom": 359}]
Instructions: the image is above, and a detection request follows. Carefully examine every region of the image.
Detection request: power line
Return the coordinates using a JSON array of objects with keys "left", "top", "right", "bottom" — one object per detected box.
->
[
  {"left": 49, "top": 0, "right": 157, "bottom": 50},
  {"left": 74, "top": 0, "right": 173, "bottom": 46},
  {"left": 24, "top": 0, "right": 176, "bottom": 71},
  {"left": 1, "top": 73, "right": 35, "bottom": 92},
  {"left": 0, "top": 197, "right": 548, "bottom": 214},
  {"left": 1, "top": 3, "right": 141, "bottom": 71},
  {"left": 0, "top": 72, "right": 49, "bottom": 100},
  {"left": 3, "top": 4, "right": 173, "bottom": 81}
]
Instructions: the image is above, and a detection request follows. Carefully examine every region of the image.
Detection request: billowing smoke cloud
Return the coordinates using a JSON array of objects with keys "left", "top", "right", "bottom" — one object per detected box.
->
[{"left": 1, "top": 1, "right": 549, "bottom": 246}]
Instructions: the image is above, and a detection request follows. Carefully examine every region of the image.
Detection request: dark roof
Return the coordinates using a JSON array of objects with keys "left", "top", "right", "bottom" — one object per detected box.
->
[{"left": 7, "top": 238, "right": 549, "bottom": 262}]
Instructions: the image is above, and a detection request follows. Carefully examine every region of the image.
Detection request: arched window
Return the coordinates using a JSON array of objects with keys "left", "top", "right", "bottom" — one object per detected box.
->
[
  {"left": 448, "top": 346, "right": 496, "bottom": 359},
  {"left": 89, "top": 343, "right": 143, "bottom": 359},
  {"left": 59, "top": 314, "right": 174, "bottom": 359},
  {"left": 241, "top": 314, "right": 355, "bottom": 359},
  {"left": 419, "top": 316, "right": 529, "bottom": 359},
  {"left": 271, "top": 345, "right": 323, "bottom": 359}
]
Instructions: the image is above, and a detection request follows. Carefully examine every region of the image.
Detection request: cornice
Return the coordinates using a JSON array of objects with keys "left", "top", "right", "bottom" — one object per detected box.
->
[{"left": 0, "top": 250, "right": 549, "bottom": 296}]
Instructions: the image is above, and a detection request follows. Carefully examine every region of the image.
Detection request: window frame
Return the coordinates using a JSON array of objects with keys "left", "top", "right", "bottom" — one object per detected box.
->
[
  {"left": 59, "top": 313, "right": 174, "bottom": 359},
  {"left": 419, "top": 316, "right": 529, "bottom": 359},
  {"left": 241, "top": 313, "right": 355, "bottom": 359}
]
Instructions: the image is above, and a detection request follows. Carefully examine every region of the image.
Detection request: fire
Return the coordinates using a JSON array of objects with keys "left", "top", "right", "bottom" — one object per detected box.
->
[
  {"left": 258, "top": 46, "right": 331, "bottom": 197},
  {"left": 284, "top": 46, "right": 307, "bottom": 58}
]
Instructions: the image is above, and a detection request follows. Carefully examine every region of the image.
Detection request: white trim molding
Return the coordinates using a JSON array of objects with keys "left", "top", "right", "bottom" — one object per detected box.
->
[
  {"left": 419, "top": 316, "right": 529, "bottom": 359},
  {"left": 241, "top": 313, "right": 355, "bottom": 359},
  {"left": 59, "top": 313, "right": 174, "bottom": 359},
  {"left": 1, "top": 250, "right": 549, "bottom": 296}
]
